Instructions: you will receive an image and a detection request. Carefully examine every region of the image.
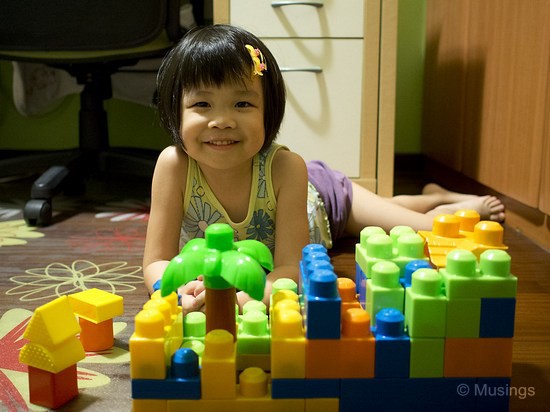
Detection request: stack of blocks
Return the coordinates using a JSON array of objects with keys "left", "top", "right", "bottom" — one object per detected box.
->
[
  {"left": 19, "top": 288, "right": 123, "bottom": 409},
  {"left": 130, "top": 212, "right": 516, "bottom": 411}
]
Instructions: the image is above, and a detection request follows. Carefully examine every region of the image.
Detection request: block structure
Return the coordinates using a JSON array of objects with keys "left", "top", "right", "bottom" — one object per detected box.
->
[{"left": 129, "top": 218, "right": 517, "bottom": 411}]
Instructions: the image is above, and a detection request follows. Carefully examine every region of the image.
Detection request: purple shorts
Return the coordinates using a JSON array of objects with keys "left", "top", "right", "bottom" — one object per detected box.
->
[{"left": 307, "top": 160, "right": 353, "bottom": 240}]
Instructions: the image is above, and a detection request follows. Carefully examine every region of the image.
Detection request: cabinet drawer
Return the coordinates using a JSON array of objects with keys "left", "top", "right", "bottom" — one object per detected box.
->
[
  {"left": 264, "top": 38, "right": 363, "bottom": 177},
  {"left": 230, "top": 0, "right": 364, "bottom": 38}
]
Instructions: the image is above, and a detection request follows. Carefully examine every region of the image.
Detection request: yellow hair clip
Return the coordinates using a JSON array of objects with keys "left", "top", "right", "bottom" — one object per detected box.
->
[{"left": 245, "top": 44, "right": 267, "bottom": 76}]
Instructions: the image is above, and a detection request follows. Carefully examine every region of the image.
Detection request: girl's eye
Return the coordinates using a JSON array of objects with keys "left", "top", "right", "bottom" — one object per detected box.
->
[
  {"left": 193, "top": 101, "right": 210, "bottom": 108},
  {"left": 235, "top": 101, "right": 252, "bottom": 108}
]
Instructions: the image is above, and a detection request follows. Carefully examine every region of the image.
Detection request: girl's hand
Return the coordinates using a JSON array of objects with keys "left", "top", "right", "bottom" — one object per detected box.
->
[{"left": 180, "top": 277, "right": 206, "bottom": 315}]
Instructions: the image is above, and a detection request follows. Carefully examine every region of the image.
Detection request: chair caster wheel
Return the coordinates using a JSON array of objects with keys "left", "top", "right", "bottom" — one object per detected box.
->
[{"left": 24, "top": 199, "right": 52, "bottom": 227}]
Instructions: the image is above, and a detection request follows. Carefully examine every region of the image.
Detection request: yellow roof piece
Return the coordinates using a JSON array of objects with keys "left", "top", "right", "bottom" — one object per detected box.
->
[
  {"left": 22, "top": 296, "right": 80, "bottom": 346},
  {"left": 19, "top": 335, "right": 85, "bottom": 373},
  {"left": 69, "top": 288, "right": 124, "bottom": 323}
]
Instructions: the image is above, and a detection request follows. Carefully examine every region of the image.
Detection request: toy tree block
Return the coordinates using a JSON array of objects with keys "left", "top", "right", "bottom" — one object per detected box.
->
[
  {"left": 373, "top": 308, "right": 410, "bottom": 378},
  {"left": 28, "top": 364, "right": 78, "bottom": 409},
  {"left": 201, "top": 329, "right": 237, "bottom": 400},
  {"left": 69, "top": 288, "right": 123, "bottom": 352},
  {"left": 366, "top": 261, "right": 404, "bottom": 327},
  {"left": 405, "top": 269, "right": 447, "bottom": 338},
  {"left": 20, "top": 296, "right": 85, "bottom": 374}
]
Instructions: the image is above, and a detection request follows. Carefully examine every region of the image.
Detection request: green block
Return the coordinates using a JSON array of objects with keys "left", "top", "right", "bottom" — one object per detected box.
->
[
  {"left": 440, "top": 250, "right": 482, "bottom": 299},
  {"left": 366, "top": 261, "right": 404, "bottom": 326},
  {"left": 405, "top": 269, "right": 447, "bottom": 338},
  {"left": 478, "top": 250, "right": 518, "bottom": 298},
  {"left": 356, "top": 233, "right": 394, "bottom": 278},
  {"left": 410, "top": 338, "right": 445, "bottom": 377},
  {"left": 183, "top": 311, "right": 206, "bottom": 343},
  {"left": 237, "top": 310, "right": 270, "bottom": 355},
  {"left": 446, "top": 298, "right": 481, "bottom": 338}
]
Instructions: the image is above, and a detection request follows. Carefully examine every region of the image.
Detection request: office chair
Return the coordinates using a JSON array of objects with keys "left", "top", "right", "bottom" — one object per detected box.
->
[{"left": 0, "top": 0, "right": 182, "bottom": 226}]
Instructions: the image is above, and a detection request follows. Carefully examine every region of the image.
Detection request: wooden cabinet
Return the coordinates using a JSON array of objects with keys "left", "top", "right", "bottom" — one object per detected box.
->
[
  {"left": 214, "top": 0, "right": 398, "bottom": 196},
  {"left": 423, "top": 0, "right": 550, "bottom": 213},
  {"left": 423, "top": 0, "right": 550, "bottom": 249}
]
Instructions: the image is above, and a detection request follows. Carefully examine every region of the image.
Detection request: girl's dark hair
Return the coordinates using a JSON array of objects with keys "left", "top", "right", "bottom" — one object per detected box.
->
[{"left": 156, "top": 24, "right": 286, "bottom": 151}]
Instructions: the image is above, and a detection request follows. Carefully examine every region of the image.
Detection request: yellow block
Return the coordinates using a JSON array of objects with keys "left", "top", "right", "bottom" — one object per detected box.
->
[
  {"left": 201, "top": 329, "right": 237, "bottom": 400},
  {"left": 69, "top": 288, "right": 123, "bottom": 323},
  {"left": 23, "top": 296, "right": 80, "bottom": 346},
  {"left": 19, "top": 336, "right": 85, "bottom": 373},
  {"left": 130, "top": 309, "right": 167, "bottom": 379}
]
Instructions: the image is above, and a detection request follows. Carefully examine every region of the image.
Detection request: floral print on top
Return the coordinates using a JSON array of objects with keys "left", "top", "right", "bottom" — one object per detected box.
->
[
  {"left": 180, "top": 143, "right": 333, "bottom": 254},
  {"left": 180, "top": 144, "right": 282, "bottom": 254}
]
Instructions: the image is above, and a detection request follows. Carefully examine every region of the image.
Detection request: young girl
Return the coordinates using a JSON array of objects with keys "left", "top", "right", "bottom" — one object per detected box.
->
[{"left": 143, "top": 25, "right": 505, "bottom": 314}]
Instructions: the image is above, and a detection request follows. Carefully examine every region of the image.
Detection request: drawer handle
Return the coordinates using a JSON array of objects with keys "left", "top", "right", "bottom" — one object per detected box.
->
[
  {"left": 280, "top": 67, "right": 323, "bottom": 73},
  {"left": 271, "top": 1, "right": 324, "bottom": 8}
]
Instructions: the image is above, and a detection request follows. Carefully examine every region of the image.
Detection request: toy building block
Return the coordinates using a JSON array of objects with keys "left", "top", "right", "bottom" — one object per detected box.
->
[
  {"left": 27, "top": 364, "right": 79, "bottom": 409},
  {"left": 305, "top": 398, "right": 339, "bottom": 412},
  {"left": 144, "top": 297, "right": 183, "bottom": 361},
  {"left": 402, "top": 259, "right": 433, "bottom": 288},
  {"left": 133, "top": 399, "right": 167, "bottom": 412},
  {"left": 373, "top": 308, "right": 410, "bottom": 378},
  {"left": 418, "top": 211, "right": 508, "bottom": 268},
  {"left": 271, "top": 307, "right": 306, "bottom": 379},
  {"left": 356, "top": 233, "right": 393, "bottom": 279},
  {"left": 184, "top": 311, "right": 206, "bottom": 344},
  {"left": 201, "top": 329, "right": 237, "bottom": 400},
  {"left": 365, "top": 261, "right": 404, "bottom": 327},
  {"left": 405, "top": 268, "right": 447, "bottom": 338},
  {"left": 300, "top": 248, "right": 333, "bottom": 295},
  {"left": 445, "top": 297, "right": 481, "bottom": 338},
  {"left": 304, "top": 269, "right": 341, "bottom": 339},
  {"left": 409, "top": 338, "right": 445, "bottom": 377},
  {"left": 19, "top": 296, "right": 85, "bottom": 409},
  {"left": 237, "top": 309, "right": 271, "bottom": 355},
  {"left": 161, "top": 223, "right": 273, "bottom": 341},
  {"left": 477, "top": 249, "right": 517, "bottom": 298},
  {"left": 479, "top": 297, "right": 516, "bottom": 338},
  {"left": 305, "top": 338, "right": 341, "bottom": 379},
  {"left": 68, "top": 289, "right": 123, "bottom": 352},
  {"left": 130, "top": 309, "right": 167, "bottom": 379},
  {"left": 337, "top": 277, "right": 362, "bottom": 319},
  {"left": 340, "top": 307, "right": 375, "bottom": 378},
  {"left": 391, "top": 233, "right": 427, "bottom": 273},
  {"left": 132, "top": 348, "right": 201, "bottom": 400},
  {"left": 444, "top": 338, "right": 513, "bottom": 377},
  {"left": 440, "top": 249, "right": 481, "bottom": 299}
]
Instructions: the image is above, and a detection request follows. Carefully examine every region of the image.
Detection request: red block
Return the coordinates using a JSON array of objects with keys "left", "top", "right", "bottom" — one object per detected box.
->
[
  {"left": 28, "top": 364, "right": 78, "bottom": 409},
  {"left": 79, "top": 317, "right": 114, "bottom": 352}
]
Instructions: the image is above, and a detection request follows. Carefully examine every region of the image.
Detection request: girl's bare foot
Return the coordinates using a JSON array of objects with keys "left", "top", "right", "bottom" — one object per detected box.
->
[{"left": 429, "top": 195, "right": 505, "bottom": 222}]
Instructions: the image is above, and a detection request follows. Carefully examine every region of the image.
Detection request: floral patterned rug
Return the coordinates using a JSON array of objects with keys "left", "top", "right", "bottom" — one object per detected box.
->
[{"left": 0, "top": 176, "right": 151, "bottom": 411}]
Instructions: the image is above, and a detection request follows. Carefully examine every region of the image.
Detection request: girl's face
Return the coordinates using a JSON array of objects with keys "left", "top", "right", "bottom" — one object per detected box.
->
[{"left": 180, "top": 76, "right": 265, "bottom": 173}]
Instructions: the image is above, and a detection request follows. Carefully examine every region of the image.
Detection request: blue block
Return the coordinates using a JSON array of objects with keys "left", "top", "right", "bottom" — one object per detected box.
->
[
  {"left": 132, "top": 378, "right": 201, "bottom": 400},
  {"left": 341, "top": 378, "right": 477, "bottom": 412},
  {"left": 304, "top": 379, "right": 340, "bottom": 398},
  {"left": 271, "top": 379, "right": 306, "bottom": 399},
  {"left": 480, "top": 298, "right": 516, "bottom": 337},
  {"left": 356, "top": 262, "right": 366, "bottom": 296},
  {"left": 373, "top": 308, "right": 410, "bottom": 378},
  {"left": 304, "top": 269, "right": 341, "bottom": 339},
  {"left": 475, "top": 378, "right": 511, "bottom": 411}
]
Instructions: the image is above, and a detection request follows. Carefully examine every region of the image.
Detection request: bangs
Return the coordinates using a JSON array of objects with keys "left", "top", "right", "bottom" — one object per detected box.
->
[{"left": 178, "top": 32, "right": 254, "bottom": 91}]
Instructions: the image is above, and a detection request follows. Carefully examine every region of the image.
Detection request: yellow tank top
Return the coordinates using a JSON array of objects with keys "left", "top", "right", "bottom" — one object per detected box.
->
[{"left": 180, "top": 144, "right": 284, "bottom": 253}]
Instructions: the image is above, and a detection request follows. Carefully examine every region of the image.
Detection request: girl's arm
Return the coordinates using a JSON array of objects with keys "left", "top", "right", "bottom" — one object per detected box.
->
[
  {"left": 237, "top": 149, "right": 310, "bottom": 310},
  {"left": 143, "top": 146, "right": 188, "bottom": 294}
]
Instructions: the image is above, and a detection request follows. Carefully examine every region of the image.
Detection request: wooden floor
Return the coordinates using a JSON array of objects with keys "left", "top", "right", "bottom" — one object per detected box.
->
[{"left": 0, "top": 163, "right": 549, "bottom": 411}]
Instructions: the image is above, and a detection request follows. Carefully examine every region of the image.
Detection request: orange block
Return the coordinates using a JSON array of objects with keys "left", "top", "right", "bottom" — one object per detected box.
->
[
  {"left": 340, "top": 308, "right": 375, "bottom": 378},
  {"left": 79, "top": 318, "right": 114, "bottom": 352},
  {"left": 305, "top": 339, "right": 341, "bottom": 378},
  {"left": 338, "top": 278, "right": 362, "bottom": 320},
  {"left": 444, "top": 338, "right": 513, "bottom": 377},
  {"left": 28, "top": 364, "right": 78, "bottom": 409}
]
